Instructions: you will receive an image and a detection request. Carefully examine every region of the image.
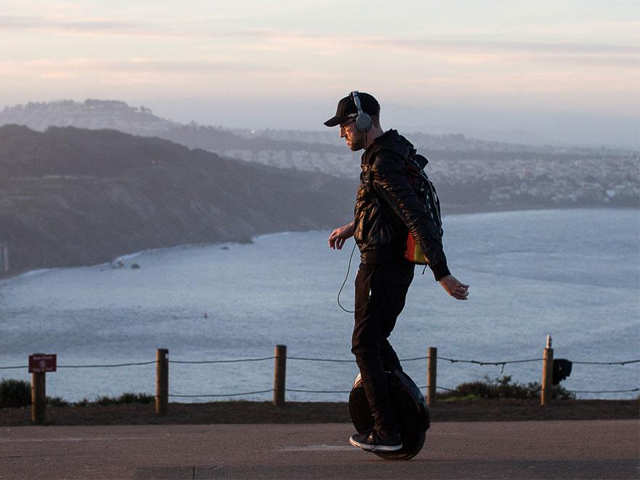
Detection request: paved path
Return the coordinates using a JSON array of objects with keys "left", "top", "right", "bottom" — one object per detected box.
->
[{"left": 0, "top": 420, "right": 638, "bottom": 479}]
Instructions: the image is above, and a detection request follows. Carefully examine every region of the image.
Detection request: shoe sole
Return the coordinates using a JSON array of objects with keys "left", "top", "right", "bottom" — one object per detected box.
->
[{"left": 349, "top": 436, "right": 403, "bottom": 452}]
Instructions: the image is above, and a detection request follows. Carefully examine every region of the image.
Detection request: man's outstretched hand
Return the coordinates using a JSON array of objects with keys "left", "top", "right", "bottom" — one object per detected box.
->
[
  {"left": 439, "top": 275, "right": 469, "bottom": 300},
  {"left": 328, "top": 222, "right": 355, "bottom": 250}
]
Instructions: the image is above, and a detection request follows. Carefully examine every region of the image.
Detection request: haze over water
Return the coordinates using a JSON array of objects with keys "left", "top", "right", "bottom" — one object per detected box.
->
[{"left": 1, "top": 209, "right": 638, "bottom": 401}]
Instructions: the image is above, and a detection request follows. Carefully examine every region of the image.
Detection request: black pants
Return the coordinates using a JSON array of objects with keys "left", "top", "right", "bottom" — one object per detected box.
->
[{"left": 352, "top": 261, "right": 414, "bottom": 435}]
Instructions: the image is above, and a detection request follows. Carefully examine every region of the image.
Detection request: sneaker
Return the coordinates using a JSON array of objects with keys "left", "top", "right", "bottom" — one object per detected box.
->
[{"left": 349, "top": 430, "right": 403, "bottom": 452}]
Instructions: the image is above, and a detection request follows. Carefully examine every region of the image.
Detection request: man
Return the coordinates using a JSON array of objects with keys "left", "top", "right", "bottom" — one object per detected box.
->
[{"left": 326, "top": 91, "right": 469, "bottom": 453}]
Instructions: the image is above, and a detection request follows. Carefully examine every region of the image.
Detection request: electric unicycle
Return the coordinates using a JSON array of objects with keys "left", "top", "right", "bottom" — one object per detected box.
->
[{"left": 349, "top": 370, "right": 429, "bottom": 460}]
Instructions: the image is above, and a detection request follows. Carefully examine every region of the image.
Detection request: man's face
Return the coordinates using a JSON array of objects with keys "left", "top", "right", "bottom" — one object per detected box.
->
[{"left": 339, "top": 118, "right": 365, "bottom": 151}]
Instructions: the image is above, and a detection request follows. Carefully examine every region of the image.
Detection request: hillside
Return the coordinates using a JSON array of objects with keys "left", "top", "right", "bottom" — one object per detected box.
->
[
  {"left": 0, "top": 99, "right": 339, "bottom": 157},
  {"left": 2, "top": 100, "right": 638, "bottom": 209},
  {"left": 0, "top": 125, "right": 356, "bottom": 274}
]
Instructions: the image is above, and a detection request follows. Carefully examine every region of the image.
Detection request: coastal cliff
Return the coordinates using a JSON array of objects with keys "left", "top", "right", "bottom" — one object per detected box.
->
[{"left": 0, "top": 125, "right": 356, "bottom": 273}]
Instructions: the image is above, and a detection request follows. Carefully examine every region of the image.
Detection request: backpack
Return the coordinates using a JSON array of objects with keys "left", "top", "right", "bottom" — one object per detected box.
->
[{"left": 403, "top": 151, "right": 443, "bottom": 265}]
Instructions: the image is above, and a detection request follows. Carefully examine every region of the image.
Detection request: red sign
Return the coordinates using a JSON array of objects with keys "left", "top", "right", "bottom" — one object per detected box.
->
[{"left": 29, "top": 354, "right": 57, "bottom": 373}]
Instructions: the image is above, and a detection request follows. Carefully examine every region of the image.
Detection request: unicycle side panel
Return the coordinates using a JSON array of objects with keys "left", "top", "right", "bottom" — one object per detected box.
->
[{"left": 348, "top": 371, "right": 429, "bottom": 460}]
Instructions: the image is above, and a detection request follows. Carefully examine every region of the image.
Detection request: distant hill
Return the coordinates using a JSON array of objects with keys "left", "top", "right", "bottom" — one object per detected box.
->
[
  {"left": 0, "top": 125, "right": 356, "bottom": 274},
  {"left": 0, "top": 99, "right": 342, "bottom": 156},
  {"left": 0, "top": 100, "right": 177, "bottom": 135},
  {"left": 3, "top": 99, "right": 634, "bottom": 157},
  {"left": 2, "top": 100, "right": 638, "bottom": 213}
]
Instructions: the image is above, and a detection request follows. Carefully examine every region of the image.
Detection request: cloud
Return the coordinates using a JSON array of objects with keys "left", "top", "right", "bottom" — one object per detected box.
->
[
  {"left": 109, "top": 59, "right": 290, "bottom": 74},
  {"left": 5, "top": 14, "right": 637, "bottom": 60},
  {"left": 0, "top": 14, "right": 174, "bottom": 37},
  {"left": 532, "top": 54, "right": 640, "bottom": 68},
  {"left": 200, "top": 30, "right": 640, "bottom": 66},
  {"left": 0, "top": 58, "right": 291, "bottom": 79},
  {"left": 0, "top": 15, "right": 128, "bottom": 30},
  {"left": 383, "top": 37, "right": 640, "bottom": 56}
]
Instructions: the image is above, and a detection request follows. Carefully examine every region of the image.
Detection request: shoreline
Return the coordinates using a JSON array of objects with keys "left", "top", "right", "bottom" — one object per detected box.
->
[
  {"left": 1, "top": 206, "right": 637, "bottom": 282},
  {"left": 1, "top": 399, "right": 638, "bottom": 427}
]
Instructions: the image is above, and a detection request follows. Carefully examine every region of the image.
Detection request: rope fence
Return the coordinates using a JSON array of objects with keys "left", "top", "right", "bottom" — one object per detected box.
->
[
  {"left": 169, "top": 356, "right": 276, "bottom": 365},
  {"left": 286, "top": 388, "right": 352, "bottom": 394},
  {"left": 564, "top": 387, "right": 640, "bottom": 394},
  {"left": 169, "top": 389, "right": 275, "bottom": 398},
  {"left": 571, "top": 360, "right": 640, "bottom": 366},
  {"left": 4, "top": 338, "right": 639, "bottom": 424},
  {"left": 288, "top": 356, "right": 354, "bottom": 363},
  {"left": 0, "top": 365, "right": 27, "bottom": 370},
  {"left": 59, "top": 361, "right": 158, "bottom": 369},
  {"left": 7, "top": 356, "right": 636, "bottom": 370}
]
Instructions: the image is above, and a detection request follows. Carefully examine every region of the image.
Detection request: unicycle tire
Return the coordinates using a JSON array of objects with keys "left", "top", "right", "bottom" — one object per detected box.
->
[{"left": 349, "top": 370, "right": 429, "bottom": 461}]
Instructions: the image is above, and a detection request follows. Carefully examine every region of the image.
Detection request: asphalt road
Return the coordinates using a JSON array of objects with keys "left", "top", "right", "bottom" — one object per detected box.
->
[{"left": 0, "top": 420, "right": 638, "bottom": 479}]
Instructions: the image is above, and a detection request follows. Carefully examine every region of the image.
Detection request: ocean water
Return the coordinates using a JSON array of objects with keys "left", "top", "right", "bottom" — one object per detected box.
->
[{"left": 1, "top": 209, "right": 638, "bottom": 401}]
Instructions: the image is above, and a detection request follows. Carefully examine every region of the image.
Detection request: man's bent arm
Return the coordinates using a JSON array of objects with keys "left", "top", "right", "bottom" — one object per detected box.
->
[{"left": 329, "top": 221, "right": 355, "bottom": 250}]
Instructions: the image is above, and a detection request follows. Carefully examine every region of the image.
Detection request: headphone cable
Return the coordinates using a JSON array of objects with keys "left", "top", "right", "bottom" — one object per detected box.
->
[{"left": 337, "top": 242, "right": 357, "bottom": 314}]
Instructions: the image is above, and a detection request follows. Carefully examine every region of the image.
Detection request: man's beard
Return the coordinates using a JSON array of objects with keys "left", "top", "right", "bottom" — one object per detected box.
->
[{"left": 348, "top": 133, "right": 365, "bottom": 151}]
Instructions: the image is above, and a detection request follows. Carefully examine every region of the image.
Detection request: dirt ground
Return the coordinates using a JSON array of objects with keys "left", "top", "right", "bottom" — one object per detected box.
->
[{"left": 1, "top": 399, "right": 638, "bottom": 426}]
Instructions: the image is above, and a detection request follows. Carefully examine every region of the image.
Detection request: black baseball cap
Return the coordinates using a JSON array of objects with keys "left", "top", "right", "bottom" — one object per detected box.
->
[{"left": 324, "top": 92, "right": 380, "bottom": 127}]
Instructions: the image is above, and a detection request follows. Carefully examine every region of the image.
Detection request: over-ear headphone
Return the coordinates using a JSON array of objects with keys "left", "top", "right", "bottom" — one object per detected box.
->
[{"left": 351, "top": 91, "right": 372, "bottom": 132}]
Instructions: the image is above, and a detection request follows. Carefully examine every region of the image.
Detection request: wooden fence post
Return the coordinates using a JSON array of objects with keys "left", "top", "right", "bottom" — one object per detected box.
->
[
  {"left": 31, "top": 371, "right": 46, "bottom": 424},
  {"left": 541, "top": 335, "right": 553, "bottom": 406},
  {"left": 156, "top": 348, "right": 169, "bottom": 415},
  {"left": 273, "top": 345, "right": 287, "bottom": 406},
  {"left": 427, "top": 347, "right": 438, "bottom": 406}
]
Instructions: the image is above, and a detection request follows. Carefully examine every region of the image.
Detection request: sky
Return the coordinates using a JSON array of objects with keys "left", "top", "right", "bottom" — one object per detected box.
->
[{"left": 1, "top": 0, "right": 639, "bottom": 147}]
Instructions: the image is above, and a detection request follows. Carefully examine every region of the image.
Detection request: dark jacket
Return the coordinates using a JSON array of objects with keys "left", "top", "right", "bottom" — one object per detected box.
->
[{"left": 354, "top": 130, "right": 450, "bottom": 281}]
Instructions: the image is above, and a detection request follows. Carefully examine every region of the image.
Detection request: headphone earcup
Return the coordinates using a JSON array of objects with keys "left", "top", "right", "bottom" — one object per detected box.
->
[{"left": 355, "top": 112, "right": 372, "bottom": 132}]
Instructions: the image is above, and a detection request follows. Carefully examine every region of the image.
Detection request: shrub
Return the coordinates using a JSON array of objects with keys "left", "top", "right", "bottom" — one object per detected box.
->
[
  {"left": 442, "top": 375, "right": 575, "bottom": 400},
  {"left": 82, "top": 392, "right": 153, "bottom": 406},
  {"left": 94, "top": 395, "right": 116, "bottom": 406},
  {"left": 0, "top": 379, "right": 31, "bottom": 408},
  {"left": 47, "top": 396, "right": 70, "bottom": 407},
  {"left": 0, "top": 384, "right": 154, "bottom": 408},
  {"left": 116, "top": 392, "right": 154, "bottom": 404}
]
